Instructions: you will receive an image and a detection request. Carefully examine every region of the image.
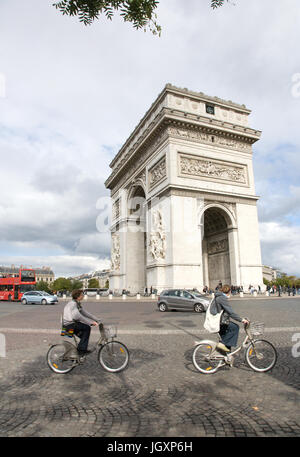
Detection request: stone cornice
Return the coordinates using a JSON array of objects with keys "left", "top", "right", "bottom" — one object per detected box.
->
[
  {"left": 105, "top": 85, "right": 261, "bottom": 191},
  {"left": 165, "top": 84, "right": 252, "bottom": 113},
  {"left": 162, "top": 108, "right": 261, "bottom": 143},
  {"left": 105, "top": 115, "right": 260, "bottom": 191}
]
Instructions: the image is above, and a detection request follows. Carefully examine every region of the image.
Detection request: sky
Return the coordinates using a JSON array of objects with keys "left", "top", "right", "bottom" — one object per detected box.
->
[{"left": 0, "top": 0, "right": 299, "bottom": 278}]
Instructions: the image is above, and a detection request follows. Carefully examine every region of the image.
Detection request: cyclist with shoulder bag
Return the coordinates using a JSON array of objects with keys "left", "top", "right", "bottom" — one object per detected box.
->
[{"left": 210, "top": 284, "right": 249, "bottom": 353}]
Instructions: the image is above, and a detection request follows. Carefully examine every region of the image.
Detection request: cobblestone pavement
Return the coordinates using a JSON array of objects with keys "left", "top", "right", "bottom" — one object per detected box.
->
[{"left": 0, "top": 298, "right": 299, "bottom": 437}]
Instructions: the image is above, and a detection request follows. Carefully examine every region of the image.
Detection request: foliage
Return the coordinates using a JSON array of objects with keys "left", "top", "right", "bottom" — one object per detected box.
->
[
  {"left": 53, "top": 0, "right": 229, "bottom": 34},
  {"left": 51, "top": 277, "right": 84, "bottom": 291},
  {"left": 51, "top": 277, "right": 73, "bottom": 292},
  {"left": 70, "top": 279, "right": 84, "bottom": 290},
  {"left": 264, "top": 274, "right": 300, "bottom": 288},
  {"left": 35, "top": 280, "right": 52, "bottom": 293},
  {"left": 88, "top": 278, "right": 100, "bottom": 288}
]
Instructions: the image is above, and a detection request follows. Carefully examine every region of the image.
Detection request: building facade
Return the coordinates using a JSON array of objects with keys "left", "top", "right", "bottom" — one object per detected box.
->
[
  {"left": 72, "top": 270, "right": 110, "bottom": 289},
  {"left": 105, "top": 84, "right": 264, "bottom": 294},
  {"left": 262, "top": 266, "right": 278, "bottom": 283}
]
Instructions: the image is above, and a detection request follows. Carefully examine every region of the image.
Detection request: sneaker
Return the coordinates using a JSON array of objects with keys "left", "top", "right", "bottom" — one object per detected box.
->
[{"left": 216, "top": 342, "right": 231, "bottom": 353}]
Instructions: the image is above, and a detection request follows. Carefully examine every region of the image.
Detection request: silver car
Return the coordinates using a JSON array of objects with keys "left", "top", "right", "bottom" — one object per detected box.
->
[
  {"left": 21, "top": 291, "right": 58, "bottom": 305},
  {"left": 157, "top": 289, "right": 210, "bottom": 313}
]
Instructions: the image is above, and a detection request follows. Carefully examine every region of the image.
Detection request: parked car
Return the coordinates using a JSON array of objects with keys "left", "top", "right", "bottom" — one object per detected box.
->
[
  {"left": 21, "top": 291, "right": 58, "bottom": 305},
  {"left": 157, "top": 289, "right": 210, "bottom": 313}
]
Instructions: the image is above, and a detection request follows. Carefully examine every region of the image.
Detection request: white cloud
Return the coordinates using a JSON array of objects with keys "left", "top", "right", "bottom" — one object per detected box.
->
[
  {"left": 0, "top": 0, "right": 300, "bottom": 276},
  {"left": 259, "top": 222, "right": 300, "bottom": 275}
]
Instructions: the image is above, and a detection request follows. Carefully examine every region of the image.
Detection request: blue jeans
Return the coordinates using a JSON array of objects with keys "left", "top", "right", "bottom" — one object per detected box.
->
[{"left": 219, "top": 322, "right": 239, "bottom": 349}]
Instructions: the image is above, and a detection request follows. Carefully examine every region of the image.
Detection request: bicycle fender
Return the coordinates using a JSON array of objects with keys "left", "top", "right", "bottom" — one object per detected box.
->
[{"left": 194, "top": 339, "right": 217, "bottom": 350}]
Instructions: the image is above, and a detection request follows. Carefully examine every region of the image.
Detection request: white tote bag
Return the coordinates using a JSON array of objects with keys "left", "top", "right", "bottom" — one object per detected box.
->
[{"left": 204, "top": 298, "right": 224, "bottom": 333}]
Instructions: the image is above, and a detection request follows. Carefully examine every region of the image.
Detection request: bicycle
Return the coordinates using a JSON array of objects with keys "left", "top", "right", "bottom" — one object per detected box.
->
[
  {"left": 192, "top": 321, "right": 277, "bottom": 374},
  {"left": 47, "top": 323, "right": 129, "bottom": 374}
]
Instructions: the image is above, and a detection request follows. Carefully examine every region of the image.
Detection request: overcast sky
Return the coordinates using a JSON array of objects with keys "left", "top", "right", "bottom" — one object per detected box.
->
[{"left": 0, "top": 0, "right": 299, "bottom": 278}]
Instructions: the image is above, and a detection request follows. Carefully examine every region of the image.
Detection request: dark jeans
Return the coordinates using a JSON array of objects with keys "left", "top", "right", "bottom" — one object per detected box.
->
[
  {"left": 66, "top": 322, "right": 91, "bottom": 352},
  {"left": 219, "top": 322, "right": 239, "bottom": 349}
]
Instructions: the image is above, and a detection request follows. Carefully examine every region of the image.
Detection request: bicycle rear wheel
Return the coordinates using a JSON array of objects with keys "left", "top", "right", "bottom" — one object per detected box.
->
[
  {"left": 98, "top": 341, "right": 129, "bottom": 373},
  {"left": 47, "top": 344, "right": 76, "bottom": 374},
  {"left": 192, "top": 343, "right": 222, "bottom": 374},
  {"left": 246, "top": 339, "right": 277, "bottom": 372}
]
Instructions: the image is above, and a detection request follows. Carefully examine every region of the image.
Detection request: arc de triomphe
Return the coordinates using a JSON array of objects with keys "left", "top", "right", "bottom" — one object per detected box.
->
[{"left": 105, "top": 84, "right": 264, "bottom": 293}]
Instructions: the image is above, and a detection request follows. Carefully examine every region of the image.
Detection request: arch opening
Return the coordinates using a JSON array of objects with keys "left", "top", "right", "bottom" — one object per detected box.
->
[{"left": 202, "top": 207, "right": 232, "bottom": 289}]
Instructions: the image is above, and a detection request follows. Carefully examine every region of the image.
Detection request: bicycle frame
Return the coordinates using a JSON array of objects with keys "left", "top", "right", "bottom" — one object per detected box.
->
[
  {"left": 62, "top": 325, "right": 114, "bottom": 363},
  {"left": 195, "top": 324, "right": 258, "bottom": 365}
]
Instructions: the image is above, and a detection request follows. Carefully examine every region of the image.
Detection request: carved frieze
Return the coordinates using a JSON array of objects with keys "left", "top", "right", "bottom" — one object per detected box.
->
[
  {"left": 148, "top": 156, "right": 166, "bottom": 190},
  {"left": 111, "top": 232, "right": 120, "bottom": 271},
  {"left": 112, "top": 198, "right": 120, "bottom": 221},
  {"left": 168, "top": 125, "right": 252, "bottom": 152},
  {"left": 208, "top": 239, "right": 229, "bottom": 255},
  {"left": 148, "top": 210, "right": 166, "bottom": 261},
  {"left": 178, "top": 153, "right": 248, "bottom": 186}
]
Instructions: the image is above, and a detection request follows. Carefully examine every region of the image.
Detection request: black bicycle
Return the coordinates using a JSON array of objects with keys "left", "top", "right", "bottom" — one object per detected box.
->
[{"left": 47, "top": 323, "right": 129, "bottom": 374}]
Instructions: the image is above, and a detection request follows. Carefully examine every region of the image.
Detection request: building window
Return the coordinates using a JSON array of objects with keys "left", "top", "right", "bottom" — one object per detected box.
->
[{"left": 206, "top": 104, "right": 215, "bottom": 115}]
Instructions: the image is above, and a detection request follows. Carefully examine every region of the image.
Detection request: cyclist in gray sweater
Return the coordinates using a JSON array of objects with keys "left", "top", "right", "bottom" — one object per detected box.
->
[{"left": 62, "top": 289, "right": 99, "bottom": 355}]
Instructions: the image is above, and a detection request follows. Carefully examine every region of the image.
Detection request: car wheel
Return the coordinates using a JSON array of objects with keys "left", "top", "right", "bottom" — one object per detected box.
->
[
  {"left": 194, "top": 303, "right": 204, "bottom": 313},
  {"left": 41, "top": 299, "right": 47, "bottom": 305},
  {"left": 22, "top": 298, "right": 27, "bottom": 305},
  {"left": 158, "top": 303, "right": 168, "bottom": 312}
]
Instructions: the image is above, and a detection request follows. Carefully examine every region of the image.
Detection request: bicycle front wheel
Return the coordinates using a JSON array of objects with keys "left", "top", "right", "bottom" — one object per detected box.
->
[
  {"left": 192, "top": 343, "right": 222, "bottom": 374},
  {"left": 98, "top": 341, "right": 129, "bottom": 373},
  {"left": 246, "top": 339, "right": 277, "bottom": 372},
  {"left": 47, "top": 344, "right": 76, "bottom": 374}
]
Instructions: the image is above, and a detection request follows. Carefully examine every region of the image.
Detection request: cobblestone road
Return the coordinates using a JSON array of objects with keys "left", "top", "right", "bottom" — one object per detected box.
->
[{"left": 0, "top": 298, "right": 299, "bottom": 437}]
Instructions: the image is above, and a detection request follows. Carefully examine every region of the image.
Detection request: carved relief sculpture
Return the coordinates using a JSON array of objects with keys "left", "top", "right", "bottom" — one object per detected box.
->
[
  {"left": 148, "top": 156, "right": 166, "bottom": 190},
  {"left": 179, "top": 153, "right": 247, "bottom": 185},
  {"left": 208, "top": 239, "right": 229, "bottom": 255},
  {"left": 148, "top": 210, "right": 166, "bottom": 261},
  {"left": 168, "top": 125, "right": 252, "bottom": 152},
  {"left": 111, "top": 232, "right": 120, "bottom": 270},
  {"left": 112, "top": 199, "right": 120, "bottom": 220}
]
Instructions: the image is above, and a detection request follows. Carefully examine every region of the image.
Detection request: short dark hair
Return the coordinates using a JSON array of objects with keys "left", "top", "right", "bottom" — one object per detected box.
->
[{"left": 72, "top": 289, "right": 83, "bottom": 300}]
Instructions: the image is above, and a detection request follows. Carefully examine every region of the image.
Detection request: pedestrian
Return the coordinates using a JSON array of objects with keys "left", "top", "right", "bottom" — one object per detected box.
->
[{"left": 62, "top": 289, "right": 99, "bottom": 356}]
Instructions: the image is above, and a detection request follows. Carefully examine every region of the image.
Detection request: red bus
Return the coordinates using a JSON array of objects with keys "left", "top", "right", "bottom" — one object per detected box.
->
[{"left": 0, "top": 269, "right": 36, "bottom": 301}]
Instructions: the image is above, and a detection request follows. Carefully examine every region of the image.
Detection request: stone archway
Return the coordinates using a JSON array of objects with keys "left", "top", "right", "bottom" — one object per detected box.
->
[
  {"left": 106, "top": 84, "right": 264, "bottom": 294},
  {"left": 202, "top": 206, "right": 234, "bottom": 289}
]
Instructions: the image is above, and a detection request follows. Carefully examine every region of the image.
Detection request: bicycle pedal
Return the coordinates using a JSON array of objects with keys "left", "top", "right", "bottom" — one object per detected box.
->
[{"left": 225, "top": 356, "right": 234, "bottom": 367}]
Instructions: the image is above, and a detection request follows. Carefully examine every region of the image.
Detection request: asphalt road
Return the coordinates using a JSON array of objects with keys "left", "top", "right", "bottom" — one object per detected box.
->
[{"left": 0, "top": 297, "right": 299, "bottom": 438}]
